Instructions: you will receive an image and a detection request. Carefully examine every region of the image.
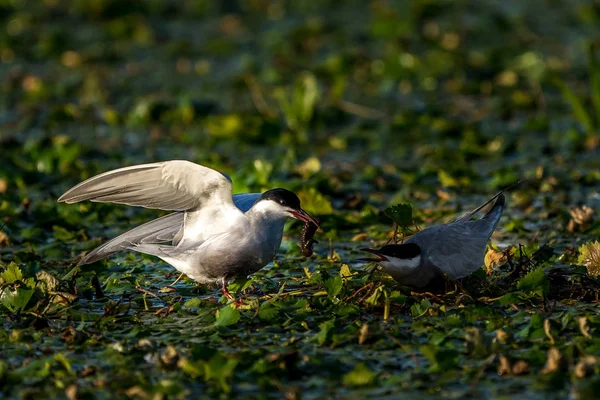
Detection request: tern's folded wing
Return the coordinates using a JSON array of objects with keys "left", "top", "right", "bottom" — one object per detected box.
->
[
  {"left": 408, "top": 221, "right": 494, "bottom": 280},
  {"left": 232, "top": 193, "right": 261, "bottom": 213},
  {"left": 58, "top": 160, "right": 234, "bottom": 212}
]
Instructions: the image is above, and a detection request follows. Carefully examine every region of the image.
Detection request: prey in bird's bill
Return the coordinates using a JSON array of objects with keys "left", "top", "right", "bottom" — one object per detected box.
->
[
  {"left": 300, "top": 218, "right": 320, "bottom": 257},
  {"left": 361, "top": 185, "right": 518, "bottom": 289},
  {"left": 58, "top": 160, "right": 320, "bottom": 303}
]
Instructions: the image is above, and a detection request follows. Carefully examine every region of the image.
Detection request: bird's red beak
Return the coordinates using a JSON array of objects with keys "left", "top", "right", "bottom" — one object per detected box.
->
[
  {"left": 359, "top": 248, "right": 388, "bottom": 263},
  {"left": 289, "top": 208, "right": 320, "bottom": 228}
]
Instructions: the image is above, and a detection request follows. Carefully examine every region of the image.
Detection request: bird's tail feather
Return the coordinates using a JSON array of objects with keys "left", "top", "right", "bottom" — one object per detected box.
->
[
  {"left": 453, "top": 180, "right": 521, "bottom": 223},
  {"left": 481, "top": 193, "right": 505, "bottom": 230}
]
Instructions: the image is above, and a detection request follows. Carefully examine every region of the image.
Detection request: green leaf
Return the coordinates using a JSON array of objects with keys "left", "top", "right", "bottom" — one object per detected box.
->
[
  {"left": 383, "top": 203, "right": 413, "bottom": 227},
  {"left": 410, "top": 298, "right": 433, "bottom": 317},
  {"left": 438, "top": 170, "right": 470, "bottom": 188},
  {"left": 226, "top": 277, "right": 253, "bottom": 294},
  {"left": 419, "top": 345, "right": 459, "bottom": 372},
  {"left": 323, "top": 275, "right": 342, "bottom": 299},
  {"left": 1, "top": 287, "right": 35, "bottom": 312},
  {"left": 1, "top": 262, "right": 23, "bottom": 283},
  {"left": 516, "top": 312, "right": 545, "bottom": 339},
  {"left": 364, "top": 286, "right": 383, "bottom": 306},
  {"left": 335, "top": 303, "right": 360, "bottom": 317},
  {"left": 215, "top": 305, "right": 240, "bottom": 327},
  {"left": 313, "top": 319, "right": 334, "bottom": 345},
  {"left": 296, "top": 156, "right": 321, "bottom": 179},
  {"left": 205, "top": 354, "right": 238, "bottom": 393},
  {"left": 52, "top": 225, "right": 77, "bottom": 241},
  {"left": 498, "top": 292, "right": 525, "bottom": 305},
  {"left": 183, "top": 298, "right": 202, "bottom": 309},
  {"left": 343, "top": 363, "right": 376, "bottom": 386},
  {"left": 54, "top": 353, "right": 73, "bottom": 375},
  {"left": 204, "top": 114, "right": 245, "bottom": 138},
  {"left": 298, "top": 187, "right": 333, "bottom": 215},
  {"left": 258, "top": 302, "right": 279, "bottom": 321},
  {"left": 517, "top": 267, "right": 549, "bottom": 297},
  {"left": 179, "top": 358, "right": 204, "bottom": 378}
]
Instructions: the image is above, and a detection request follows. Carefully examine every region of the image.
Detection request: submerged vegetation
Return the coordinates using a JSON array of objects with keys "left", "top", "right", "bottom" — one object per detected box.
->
[{"left": 1, "top": 0, "right": 600, "bottom": 398}]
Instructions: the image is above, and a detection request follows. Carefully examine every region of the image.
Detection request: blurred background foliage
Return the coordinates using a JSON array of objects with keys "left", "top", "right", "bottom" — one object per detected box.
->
[{"left": 1, "top": 0, "right": 600, "bottom": 398}]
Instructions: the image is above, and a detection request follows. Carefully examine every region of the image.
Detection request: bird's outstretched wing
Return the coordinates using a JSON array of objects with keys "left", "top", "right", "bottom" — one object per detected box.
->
[
  {"left": 74, "top": 193, "right": 262, "bottom": 265},
  {"left": 58, "top": 160, "right": 233, "bottom": 212},
  {"left": 77, "top": 212, "right": 184, "bottom": 265}
]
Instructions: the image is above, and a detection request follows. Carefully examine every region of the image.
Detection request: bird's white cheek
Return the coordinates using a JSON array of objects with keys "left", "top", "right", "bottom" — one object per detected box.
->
[
  {"left": 403, "top": 256, "right": 421, "bottom": 269},
  {"left": 386, "top": 255, "right": 421, "bottom": 271}
]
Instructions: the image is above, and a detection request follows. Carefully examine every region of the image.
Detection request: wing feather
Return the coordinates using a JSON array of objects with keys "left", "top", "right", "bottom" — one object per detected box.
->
[
  {"left": 75, "top": 192, "right": 261, "bottom": 265},
  {"left": 407, "top": 220, "right": 496, "bottom": 280},
  {"left": 58, "top": 161, "right": 233, "bottom": 212},
  {"left": 78, "top": 212, "right": 184, "bottom": 265}
]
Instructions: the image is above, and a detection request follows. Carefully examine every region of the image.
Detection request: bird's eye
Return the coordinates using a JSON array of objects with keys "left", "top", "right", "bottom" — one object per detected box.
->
[{"left": 279, "top": 199, "right": 285, "bottom": 205}]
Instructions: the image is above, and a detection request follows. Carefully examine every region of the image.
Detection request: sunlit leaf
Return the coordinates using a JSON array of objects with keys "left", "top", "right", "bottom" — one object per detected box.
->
[
  {"left": 183, "top": 298, "right": 202, "bottom": 309},
  {"left": 215, "top": 305, "right": 240, "bottom": 327},
  {"left": 298, "top": 187, "right": 333, "bottom": 215},
  {"left": 1, "top": 262, "right": 23, "bottom": 283},
  {"left": 343, "top": 363, "right": 375, "bottom": 386},
  {"left": 578, "top": 241, "right": 600, "bottom": 276},
  {"left": 1, "top": 286, "right": 35, "bottom": 313}
]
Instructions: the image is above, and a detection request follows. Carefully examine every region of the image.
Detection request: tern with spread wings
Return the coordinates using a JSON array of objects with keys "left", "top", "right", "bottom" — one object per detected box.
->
[{"left": 58, "top": 160, "right": 319, "bottom": 300}]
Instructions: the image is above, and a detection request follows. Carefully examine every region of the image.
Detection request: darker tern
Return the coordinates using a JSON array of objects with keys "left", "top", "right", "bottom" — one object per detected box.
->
[
  {"left": 361, "top": 187, "right": 514, "bottom": 288},
  {"left": 58, "top": 160, "right": 319, "bottom": 301}
]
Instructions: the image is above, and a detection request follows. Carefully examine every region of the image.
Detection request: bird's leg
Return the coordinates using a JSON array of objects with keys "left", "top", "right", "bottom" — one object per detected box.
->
[
  {"left": 221, "top": 277, "right": 235, "bottom": 300},
  {"left": 221, "top": 278, "right": 242, "bottom": 306},
  {"left": 169, "top": 272, "right": 185, "bottom": 287}
]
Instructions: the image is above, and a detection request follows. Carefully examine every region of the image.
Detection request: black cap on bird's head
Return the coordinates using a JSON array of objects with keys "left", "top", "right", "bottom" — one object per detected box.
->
[
  {"left": 260, "top": 188, "right": 301, "bottom": 210},
  {"left": 360, "top": 242, "right": 421, "bottom": 263},
  {"left": 259, "top": 188, "right": 320, "bottom": 227}
]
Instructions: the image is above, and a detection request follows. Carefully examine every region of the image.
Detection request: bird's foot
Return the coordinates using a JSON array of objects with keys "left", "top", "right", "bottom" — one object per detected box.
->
[{"left": 221, "top": 279, "right": 243, "bottom": 307}]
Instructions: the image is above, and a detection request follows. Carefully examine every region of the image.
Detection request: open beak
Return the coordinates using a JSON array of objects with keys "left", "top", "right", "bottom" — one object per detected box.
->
[
  {"left": 290, "top": 208, "right": 320, "bottom": 228},
  {"left": 359, "top": 248, "right": 388, "bottom": 263}
]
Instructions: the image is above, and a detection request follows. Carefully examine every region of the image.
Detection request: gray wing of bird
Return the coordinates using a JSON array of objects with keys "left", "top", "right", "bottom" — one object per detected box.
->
[
  {"left": 76, "top": 192, "right": 262, "bottom": 265},
  {"left": 77, "top": 212, "right": 185, "bottom": 265},
  {"left": 406, "top": 194, "right": 505, "bottom": 280},
  {"left": 58, "top": 160, "right": 234, "bottom": 212}
]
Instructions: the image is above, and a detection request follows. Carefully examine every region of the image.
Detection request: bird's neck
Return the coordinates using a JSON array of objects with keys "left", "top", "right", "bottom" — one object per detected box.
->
[{"left": 244, "top": 207, "right": 287, "bottom": 257}]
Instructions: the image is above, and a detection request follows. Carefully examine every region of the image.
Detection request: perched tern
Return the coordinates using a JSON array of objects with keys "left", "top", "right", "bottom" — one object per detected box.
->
[
  {"left": 58, "top": 160, "right": 319, "bottom": 300},
  {"left": 361, "top": 188, "right": 510, "bottom": 288}
]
